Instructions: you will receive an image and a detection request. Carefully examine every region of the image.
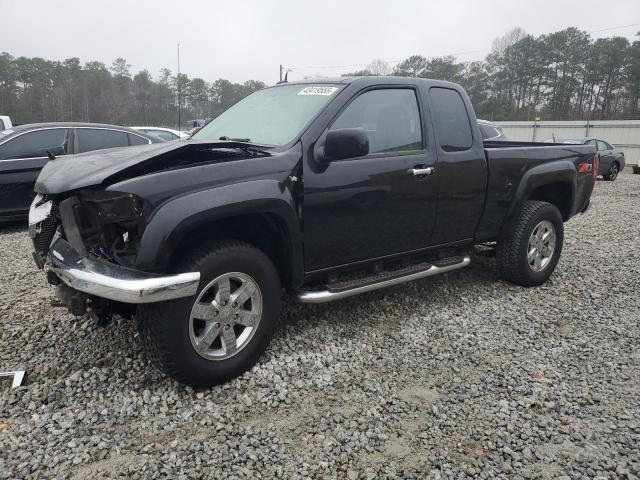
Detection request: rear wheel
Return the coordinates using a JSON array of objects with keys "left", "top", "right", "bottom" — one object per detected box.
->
[
  {"left": 496, "top": 201, "right": 563, "bottom": 287},
  {"left": 138, "top": 240, "right": 281, "bottom": 387},
  {"left": 603, "top": 162, "right": 619, "bottom": 181}
]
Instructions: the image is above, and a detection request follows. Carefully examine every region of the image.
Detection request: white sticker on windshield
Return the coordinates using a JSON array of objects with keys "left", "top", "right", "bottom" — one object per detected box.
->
[{"left": 298, "top": 86, "right": 338, "bottom": 96}]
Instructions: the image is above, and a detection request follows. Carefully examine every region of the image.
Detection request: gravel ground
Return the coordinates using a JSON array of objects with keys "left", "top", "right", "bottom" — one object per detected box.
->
[{"left": 1, "top": 175, "right": 639, "bottom": 479}]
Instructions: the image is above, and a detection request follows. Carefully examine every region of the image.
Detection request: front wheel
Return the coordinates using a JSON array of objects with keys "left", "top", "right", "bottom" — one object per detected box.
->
[
  {"left": 138, "top": 240, "right": 281, "bottom": 387},
  {"left": 603, "top": 162, "right": 619, "bottom": 181},
  {"left": 496, "top": 201, "right": 564, "bottom": 287}
]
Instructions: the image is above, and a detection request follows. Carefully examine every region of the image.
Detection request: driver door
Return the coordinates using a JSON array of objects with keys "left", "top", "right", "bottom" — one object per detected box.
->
[{"left": 302, "top": 87, "right": 438, "bottom": 272}]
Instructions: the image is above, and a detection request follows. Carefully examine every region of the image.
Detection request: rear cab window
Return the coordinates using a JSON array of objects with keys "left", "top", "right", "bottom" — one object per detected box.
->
[{"left": 429, "top": 87, "right": 473, "bottom": 151}]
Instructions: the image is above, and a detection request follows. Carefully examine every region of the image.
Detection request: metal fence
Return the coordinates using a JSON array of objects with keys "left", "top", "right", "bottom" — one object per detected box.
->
[{"left": 494, "top": 120, "right": 640, "bottom": 169}]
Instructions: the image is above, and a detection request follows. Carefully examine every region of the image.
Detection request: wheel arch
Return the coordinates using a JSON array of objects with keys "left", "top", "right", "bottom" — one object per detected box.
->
[
  {"left": 169, "top": 212, "right": 300, "bottom": 289},
  {"left": 527, "top": 182, "right": 573, "bottom": 220},
  {"left": 134, "top": 180, "right": 304, "bottom": 289},
  {"left": 505, "top": 160, "right": 576, "bottom": 231}
]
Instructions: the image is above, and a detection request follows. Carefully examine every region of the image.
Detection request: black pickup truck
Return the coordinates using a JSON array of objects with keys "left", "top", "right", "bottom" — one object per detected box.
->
[{"left": 30, "top": 77, "right": 597, "bottom": 386}]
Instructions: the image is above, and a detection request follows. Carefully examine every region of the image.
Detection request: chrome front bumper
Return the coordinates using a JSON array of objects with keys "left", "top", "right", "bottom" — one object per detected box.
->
[{"left": 47, "top": 238, "right": 200, "bottom": 304}]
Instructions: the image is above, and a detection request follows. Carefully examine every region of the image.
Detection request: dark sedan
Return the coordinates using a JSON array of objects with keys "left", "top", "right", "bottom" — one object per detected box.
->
[
  {"left": 0, "top": 122, "right": 160, "bottom": 221},
  {"left": 548, "top": 137, "right": 625, "bottom": 181}
]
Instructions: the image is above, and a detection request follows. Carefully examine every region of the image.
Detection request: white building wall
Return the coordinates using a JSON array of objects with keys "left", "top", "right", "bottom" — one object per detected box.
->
[{"left": 494, "top": 120, "right": 640, "bottom": 168}]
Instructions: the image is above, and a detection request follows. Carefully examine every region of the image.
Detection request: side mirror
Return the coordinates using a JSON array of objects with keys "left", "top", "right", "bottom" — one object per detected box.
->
[{"left": 323, "top": 128, "right": 369, "bottom": 161}]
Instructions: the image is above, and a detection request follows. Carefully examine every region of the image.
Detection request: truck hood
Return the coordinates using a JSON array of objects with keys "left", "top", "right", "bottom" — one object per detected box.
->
[{"left": 35, "top": 140, "right": 273, "bottom": 194}]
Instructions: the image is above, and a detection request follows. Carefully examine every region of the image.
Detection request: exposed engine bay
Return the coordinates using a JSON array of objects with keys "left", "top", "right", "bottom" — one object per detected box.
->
[{"left": 60, "top": 190, "right": 145, "bottom": 267}]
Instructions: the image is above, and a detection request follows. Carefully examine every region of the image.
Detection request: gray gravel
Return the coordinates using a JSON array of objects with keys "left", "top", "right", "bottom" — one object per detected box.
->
[{"left": 1, "top": 175, "right": 639, "bottom": 479}]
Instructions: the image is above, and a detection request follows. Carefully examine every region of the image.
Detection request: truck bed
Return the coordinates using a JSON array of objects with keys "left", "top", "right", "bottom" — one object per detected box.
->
[{"left": 476, "top": 142, "right": 596, "bottom": 242}]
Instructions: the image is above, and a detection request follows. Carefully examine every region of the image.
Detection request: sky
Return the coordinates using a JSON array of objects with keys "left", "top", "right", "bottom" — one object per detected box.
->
[{"left": 1, "top": 0, "right": 639, "bottom": 85}]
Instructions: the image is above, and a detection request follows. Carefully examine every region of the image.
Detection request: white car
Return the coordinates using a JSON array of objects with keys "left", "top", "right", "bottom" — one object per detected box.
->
[
  {"left": 132, "top": 126, "right": 189, "bottom": 141},
  {"left": 0, "top": 115, "right": 13, "bottom": 131}
]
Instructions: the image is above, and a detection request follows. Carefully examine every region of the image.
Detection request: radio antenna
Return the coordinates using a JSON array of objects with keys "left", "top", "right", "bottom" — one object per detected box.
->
[{"left": 177, "top": 43, "right": 181, "bottom": 134}]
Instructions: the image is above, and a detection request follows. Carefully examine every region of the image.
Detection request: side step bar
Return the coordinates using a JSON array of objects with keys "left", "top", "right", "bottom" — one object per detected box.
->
[{"left": 296, "top": 255, "right": 471, "bottom": 304}]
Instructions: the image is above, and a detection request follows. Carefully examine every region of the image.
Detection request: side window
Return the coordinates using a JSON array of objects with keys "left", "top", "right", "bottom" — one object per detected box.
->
[
  {"left": 146, "top": 130, "right": 175, "bottom": 141},
  {"left": 331, "top": 89, "right": 422, "bottom": 154},
  {"left": 128, "top": 133, "right": 151, "bottom": 145},
  {"left": 596, "top": 140, "right": 608, "bottom": 152},
  {"left": 430, "top": 87, "right": 473, "bottom": 151},
  {"left": 479, "top": 124, "right": 499, "bottom": 140},
  {"left": 0, "top": 129, "right": 69, "bottom": 160},
  {"left": 586, "top": 139, "right": 597, "bottom": 146},
  {"left": 0, "top": 120, "right": 5, "bottom": 130},
  {"left": 77, "top": 128, "right": 129, "bottom": 153},
  {"left": 604, "top": 141, "right": 614, "bottom": 150}
]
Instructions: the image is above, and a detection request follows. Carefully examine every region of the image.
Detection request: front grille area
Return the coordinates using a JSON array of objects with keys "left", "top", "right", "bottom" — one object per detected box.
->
[{"left": 32, "top": 203, "right": 59, "bottom": 268}]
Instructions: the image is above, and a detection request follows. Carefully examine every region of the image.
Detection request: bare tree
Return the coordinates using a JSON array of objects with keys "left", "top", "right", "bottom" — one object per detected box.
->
[
  {"left": 491, "top": 27, "right": 527, "bottom": 55},
  {"left": 366, "top": 59, "right": 390, "bottom": 76}
]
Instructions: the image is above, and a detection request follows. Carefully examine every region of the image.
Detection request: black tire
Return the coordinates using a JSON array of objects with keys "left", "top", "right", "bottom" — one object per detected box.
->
[
  {"left": 603, "top": 162, "right": 619, "bottom": 181},
  {"left": 138, "top": 240, "right": 281, "bottom": 387},
  {"left": 496, "top": 201, "right": 564, "bottom": 287}
]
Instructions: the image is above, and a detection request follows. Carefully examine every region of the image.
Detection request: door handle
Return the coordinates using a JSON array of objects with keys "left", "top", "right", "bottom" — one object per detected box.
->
[{"left": 408, "top": 166, "right": 434, "bottom": 177}]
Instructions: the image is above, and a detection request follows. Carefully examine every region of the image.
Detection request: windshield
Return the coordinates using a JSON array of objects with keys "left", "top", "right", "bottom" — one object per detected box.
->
[{"left": 192, "top": 84, "right": 340, "bottom": 146}]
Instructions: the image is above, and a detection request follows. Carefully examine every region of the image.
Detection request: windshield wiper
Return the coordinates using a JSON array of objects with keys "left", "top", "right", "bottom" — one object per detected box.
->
[
  {"left": 219, "top": 136, "right": 251, "bottom": 142},
  {"left": 206, "top": 138, "right": 271, "bottom": 156},
  {"left": 215, "top": 136, "right": 274, "bottom": 155}
]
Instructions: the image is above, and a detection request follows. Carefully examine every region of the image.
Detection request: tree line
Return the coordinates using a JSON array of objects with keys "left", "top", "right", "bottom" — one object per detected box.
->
[
  {"left": 0, "top": 56, "right": 265, "bottom": 128},
  {"left": 0, "top": 27, "right": 638, "bottom": 127},
  {"left": 346, "top": 28, "right": 639, "bottom": 121}
]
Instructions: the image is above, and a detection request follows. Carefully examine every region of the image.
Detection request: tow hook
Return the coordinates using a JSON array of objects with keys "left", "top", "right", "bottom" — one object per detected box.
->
[
  {"left": 53, "top": 284, "right": 89, "bottom": 317},
  {"left": 89, "top": 300, "right": 114, "bottom": 327}
]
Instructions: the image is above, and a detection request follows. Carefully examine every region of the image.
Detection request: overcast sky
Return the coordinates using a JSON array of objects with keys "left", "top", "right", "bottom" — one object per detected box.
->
[{"left": 2, "top": 0, "right": 638, "bottom": 84}]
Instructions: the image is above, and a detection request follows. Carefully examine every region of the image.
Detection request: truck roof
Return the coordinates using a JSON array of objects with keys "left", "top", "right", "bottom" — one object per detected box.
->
[{"left": 274, "top": 76, "right": 461, "bottom": 89}]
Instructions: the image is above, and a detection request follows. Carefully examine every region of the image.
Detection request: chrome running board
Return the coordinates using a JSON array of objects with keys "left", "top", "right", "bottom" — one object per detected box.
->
[{"left": 296, "top": 255, "right": 471, "bottom": 304}]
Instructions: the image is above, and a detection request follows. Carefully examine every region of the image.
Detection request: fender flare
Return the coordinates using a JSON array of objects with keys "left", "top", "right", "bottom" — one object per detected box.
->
[
  {"left": 505, "top": 160, "right": 576, "bottom": 226},
  {"left": 134, "top": 179, "right": 303, "bottom": 286}
]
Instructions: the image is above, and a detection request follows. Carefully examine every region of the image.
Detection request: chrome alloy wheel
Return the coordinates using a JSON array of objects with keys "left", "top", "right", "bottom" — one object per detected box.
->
[
  {"left": 527, "top": 220, "right": 556, "bottom": 272},
  {"left": 189, "top": 272, "right": 262, "bottom": 361}
]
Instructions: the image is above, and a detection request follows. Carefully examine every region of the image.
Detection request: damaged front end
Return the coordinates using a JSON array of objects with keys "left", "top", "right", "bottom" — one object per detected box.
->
[
  {"left": 58, "top": 190, "right": 145, "bottom": 265},
  {"left": 29, "top": 191, "right": 200, "bottom": 323}
]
